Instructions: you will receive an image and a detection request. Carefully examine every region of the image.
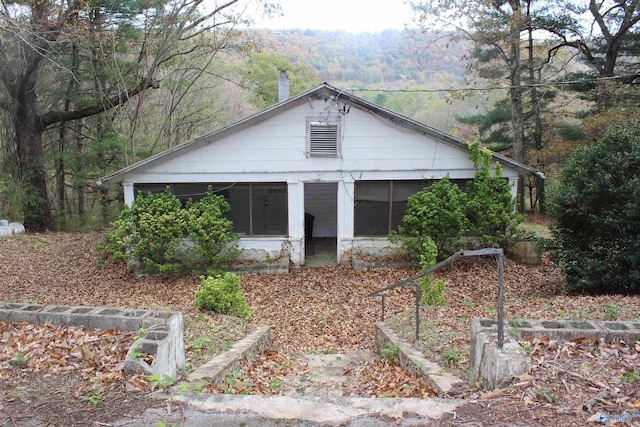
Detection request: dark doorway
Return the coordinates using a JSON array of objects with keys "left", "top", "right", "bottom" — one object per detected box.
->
[{"left": 304, "top": 182, "right": 337, "bottom": 265}]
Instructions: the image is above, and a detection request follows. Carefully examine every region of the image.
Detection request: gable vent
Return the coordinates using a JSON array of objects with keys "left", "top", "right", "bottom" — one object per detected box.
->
[{"left": 309, "top": 122, "right": 338, "bottom": 156}]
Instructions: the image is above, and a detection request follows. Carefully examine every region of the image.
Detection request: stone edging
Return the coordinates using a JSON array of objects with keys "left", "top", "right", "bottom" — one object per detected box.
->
[
  {"left": 374, "top": 322, "right": 464, "bottom": 397},
  {"left": 184, "top": 325, "right": 271, "bottom": 385}
]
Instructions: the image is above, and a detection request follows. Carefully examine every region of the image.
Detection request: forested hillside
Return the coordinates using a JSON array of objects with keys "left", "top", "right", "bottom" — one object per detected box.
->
[
  {"left": 248, "top": 29, "right": 469, "bottom": 87},
  {"left": 241, "top": 29, "right": 486, "bottom": 140}
]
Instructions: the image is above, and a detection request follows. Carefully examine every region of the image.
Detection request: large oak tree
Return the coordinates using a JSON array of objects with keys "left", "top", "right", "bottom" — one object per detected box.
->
[{"left": 0, "top": 0, "right": 261, "bottom": 231}]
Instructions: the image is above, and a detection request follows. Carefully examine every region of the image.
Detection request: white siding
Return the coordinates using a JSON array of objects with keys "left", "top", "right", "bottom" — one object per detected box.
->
[
  {"left": 121, "top": 95, "right": 523, "bottom": 265},
  {"left": 128, "top": 100, "right": 488, "bottom": 184}
]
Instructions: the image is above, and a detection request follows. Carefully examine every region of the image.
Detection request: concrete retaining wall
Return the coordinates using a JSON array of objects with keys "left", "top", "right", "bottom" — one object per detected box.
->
[
  {"left": 0, "top": 302, "right": 185, "bottom": 380},
  {"left": 470, "top": 317, "right": 640, "bottom": 391}
]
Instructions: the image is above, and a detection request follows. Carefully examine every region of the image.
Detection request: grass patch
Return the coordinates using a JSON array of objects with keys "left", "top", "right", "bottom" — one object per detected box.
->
[
  {"left": 517, "top": 222, "right": 553, "bottom": 240},
  {"left": 182, "top": 312, "right": 249, "bottom": 372}
]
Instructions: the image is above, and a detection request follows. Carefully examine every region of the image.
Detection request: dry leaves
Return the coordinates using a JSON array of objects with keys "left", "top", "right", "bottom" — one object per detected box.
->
[
  {"left": 344, "top": 358, "right": 437, "bottom": 398},
  {"left": 0, "top": 320, "right": 157, "bottom": 426},
  {"left": 2, "top": 231, "right": 640, "bottom": 426}
]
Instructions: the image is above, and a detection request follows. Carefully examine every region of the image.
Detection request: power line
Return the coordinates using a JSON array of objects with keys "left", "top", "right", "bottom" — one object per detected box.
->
[{"left": 346, "top": 73, "right": 640, "bottom": 94}]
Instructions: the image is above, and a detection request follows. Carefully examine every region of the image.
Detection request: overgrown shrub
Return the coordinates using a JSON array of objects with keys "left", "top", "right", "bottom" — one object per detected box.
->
[
  {"left": 103, "top": 188, "right": 239, "bottom": 274},
  {"left": 194, "top": 272, "right": 250, "bottom": 319},
  {"left": 105, "top": 188, "right": 185, "bottom": 274},
  {"left": 184, "top": 190, "right": 240, "bottom": 268},
  {"left": 390, "top": 176, "right": 468, "bottom": 261},
  {"left": 390, "top": 138, "right": 521, "bottom": 261},
  {"left": 549, "top": 125, "right": 640, "bottom": 294}
]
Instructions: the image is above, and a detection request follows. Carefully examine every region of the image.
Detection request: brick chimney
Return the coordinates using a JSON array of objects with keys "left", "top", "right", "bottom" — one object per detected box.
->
[{"left": 278, "top": 69, "right": 289, "bottom": 103}]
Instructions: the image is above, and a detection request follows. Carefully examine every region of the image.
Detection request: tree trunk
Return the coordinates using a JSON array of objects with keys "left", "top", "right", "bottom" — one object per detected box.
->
[
  {"left": 15, "top": 120, "right": 52, "bottom": 232},
  {"left": 56, "top": 124, "right": 67, "bottom": 214},
  {"left": 509, "top": 0, "right": 526, "bottom": 212},
  {"left": 527, "top": 4, "right": 543, "bottom": 151}
]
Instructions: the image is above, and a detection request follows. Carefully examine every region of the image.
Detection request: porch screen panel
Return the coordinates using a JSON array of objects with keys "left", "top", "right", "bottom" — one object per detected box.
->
[
  {"left": 172, "top": 183, "right": 210, "bottom": 205},
  {"left": 134, "top": 183, "right": 169, "bottom": 197},
  {"left": 390, "top": 180, "right": 431, "bottom": 231},
  {"left": 355, "top": 181, "right": 390, "bottom": 236},
  {"left": 132, "top": 182, "right": 287, "bottom": 236},
  {"left": 251, "top": 183, "right": 288, "bottom": 235},
  {"left": 218, "top": 184, "right": 250, "bottom": 235},
  {"left": 355, "top": 180, "right": 432, "bottom": 236}
]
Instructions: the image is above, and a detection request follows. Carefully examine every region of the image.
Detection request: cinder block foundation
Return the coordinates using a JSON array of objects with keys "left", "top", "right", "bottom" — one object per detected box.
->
[{"left": 469, "top": 319, "right": 530, "bottom": 390}]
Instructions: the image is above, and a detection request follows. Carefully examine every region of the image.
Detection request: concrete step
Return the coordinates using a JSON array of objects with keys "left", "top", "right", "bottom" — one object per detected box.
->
[{"left": 281, "top": 351, "right": 374, "bottom": 397}]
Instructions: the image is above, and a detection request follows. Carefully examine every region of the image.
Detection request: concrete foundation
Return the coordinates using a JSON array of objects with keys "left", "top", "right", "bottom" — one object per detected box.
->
[
  {"left": 506, "top": 240, "right": 542, "bottom": 265},
  {"left": 0, "top": 302, "right": 185, "bottom": 380}
]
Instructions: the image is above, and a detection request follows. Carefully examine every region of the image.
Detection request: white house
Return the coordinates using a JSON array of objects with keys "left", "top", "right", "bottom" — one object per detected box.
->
[{"left": 99, "top": 82, "right": 543, "bottom": 266}]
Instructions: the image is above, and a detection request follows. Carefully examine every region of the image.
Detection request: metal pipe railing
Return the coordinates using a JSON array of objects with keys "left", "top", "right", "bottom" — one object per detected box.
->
[{"left": 369, "top": 248, "right": 506, "bottom": 348}]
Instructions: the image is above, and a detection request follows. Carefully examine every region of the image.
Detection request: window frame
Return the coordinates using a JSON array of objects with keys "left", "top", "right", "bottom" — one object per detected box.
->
[{"left": 133, "top": 182, "right": 288, "bottom": 237}]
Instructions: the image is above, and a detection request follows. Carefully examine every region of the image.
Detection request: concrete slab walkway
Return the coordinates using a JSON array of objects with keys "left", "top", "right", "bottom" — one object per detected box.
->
[
  {"left": 117, "top": 394, "right": 463, "bottom": 426},
  {"left": 122, "top": 330, "right": 465, "bottom": 426},
  {"left": 115, "top": 349, "right": 464, "bottom": 426}
]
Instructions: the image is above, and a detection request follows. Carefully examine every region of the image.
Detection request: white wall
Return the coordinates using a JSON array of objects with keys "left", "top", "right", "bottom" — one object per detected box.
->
[
  {"left": 126, "top": 99, "right": 499, "bottom": 184},
  {"left": 122, "top": 97, "right": 522, "bottom": 266}
]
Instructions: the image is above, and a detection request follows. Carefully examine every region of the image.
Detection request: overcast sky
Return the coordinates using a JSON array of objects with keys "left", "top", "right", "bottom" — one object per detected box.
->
[{"left": 250, "top": 0, "right": 416, "bottom": 33}]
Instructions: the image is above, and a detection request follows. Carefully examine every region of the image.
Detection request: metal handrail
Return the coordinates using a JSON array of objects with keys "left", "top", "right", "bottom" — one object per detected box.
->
[{"left": 369, "top": 248, "right": 506, "bottom": 348}]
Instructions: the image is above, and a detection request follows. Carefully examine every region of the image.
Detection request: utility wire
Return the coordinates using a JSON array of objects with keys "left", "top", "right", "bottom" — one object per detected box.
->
[{"left": 346, "top": 73, "right": 640, "bottom": 94}]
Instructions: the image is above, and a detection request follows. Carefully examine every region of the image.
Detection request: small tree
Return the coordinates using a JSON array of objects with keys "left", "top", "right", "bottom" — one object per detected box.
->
[
  {"left": 549, "top": 125, "right": 640, "bottom": 294},
  {"left": 466, "top": 139, "right": 522, "bottom": 248},
  {"left": 390, "top": 176, "right": 468, "bottom": 261},
  {"left": 417, "top": 238, "right": 446, "bottom": 305}
]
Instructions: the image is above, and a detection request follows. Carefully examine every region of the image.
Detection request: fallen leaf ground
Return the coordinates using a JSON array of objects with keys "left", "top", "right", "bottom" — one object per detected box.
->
[{"left": 1, "top": 231, "right": 640, "bottom": 426}]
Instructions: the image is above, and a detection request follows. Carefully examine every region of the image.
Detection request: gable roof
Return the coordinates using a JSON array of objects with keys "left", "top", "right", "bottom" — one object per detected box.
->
[{"left": 98, "top": 82, "right": 544, "bottom": 184}]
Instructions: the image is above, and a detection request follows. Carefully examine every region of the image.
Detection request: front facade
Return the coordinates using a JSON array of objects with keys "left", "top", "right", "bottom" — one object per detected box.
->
[{"left": 100, "top": 83, "right": 543, "bottom": 266}]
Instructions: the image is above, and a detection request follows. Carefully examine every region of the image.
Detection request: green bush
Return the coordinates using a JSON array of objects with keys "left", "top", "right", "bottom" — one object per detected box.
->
[
  {"left": 194, "top": 273, "right": 250, "bottom": 319},
  {"left": 390, "top": 137, "right": 521, "bottom": 261},
  {"left": 390, "top": 176, "right": 468, "bottom": 261},
  {"left": 185, "top": 190, "right": 240, "bottom": 269},
  {"left": 105, "top": 188, "right": 185, "bottom": 274},
  {"left": 103, "top": 187, "right": 240, "bottom": 274},
  {"left": 549, "top": 125, "right": 640, "bottom": 293}
]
